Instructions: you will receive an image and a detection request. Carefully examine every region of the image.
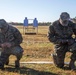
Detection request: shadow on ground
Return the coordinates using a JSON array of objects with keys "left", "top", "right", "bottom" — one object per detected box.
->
[
  {"left": 63, "top": 67, "right": 71, "bottom": 70},
  {"left": 3, "top": 65, "right": 58, "bottom": 75}
]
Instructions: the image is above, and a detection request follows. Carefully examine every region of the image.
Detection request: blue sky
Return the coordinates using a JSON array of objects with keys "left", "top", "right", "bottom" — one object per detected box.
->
[{"left": 0, "top": 0, "right": 76, "bottom": 23}]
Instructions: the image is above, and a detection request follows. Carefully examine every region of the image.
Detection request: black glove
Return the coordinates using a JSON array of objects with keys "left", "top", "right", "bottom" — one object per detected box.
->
[
  {"left": 60, "top": 39, "right": 68, "bottom": 44},
  {"left": 68, "top": 39, "right": 75, "bottom": 45}
]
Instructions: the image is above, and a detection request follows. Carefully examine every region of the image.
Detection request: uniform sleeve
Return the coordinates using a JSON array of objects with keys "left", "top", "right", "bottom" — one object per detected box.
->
[
  {"left": 11, "top": 28, "right": 23, "bottom": 46},
  {"left": 73, "top": 23, "right": 76, "bottom": 35},
  {"left": 47, "top": 25, "right": 62, "bottom": 44}
]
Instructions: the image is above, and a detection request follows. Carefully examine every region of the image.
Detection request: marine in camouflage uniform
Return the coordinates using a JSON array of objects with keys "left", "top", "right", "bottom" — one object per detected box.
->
[
  {"left": 48, "top": 12, "right": 76, "bottom": 70},
  {"left": 0, "top": 19, "right": 23, "bottom": 69}
]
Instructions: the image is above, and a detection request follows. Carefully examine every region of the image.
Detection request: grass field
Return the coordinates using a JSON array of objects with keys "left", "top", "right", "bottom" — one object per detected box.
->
[{"left": 0, "top": 26, "right": 76, "bottom": 75}]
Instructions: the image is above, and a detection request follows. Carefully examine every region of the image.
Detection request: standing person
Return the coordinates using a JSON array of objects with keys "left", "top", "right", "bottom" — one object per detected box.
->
[
  {"left": 0, "top": 19, "right": 23, "bottom": 69},
  {"left": 48, "top": 12, "right": 76, "bottom": 70}
]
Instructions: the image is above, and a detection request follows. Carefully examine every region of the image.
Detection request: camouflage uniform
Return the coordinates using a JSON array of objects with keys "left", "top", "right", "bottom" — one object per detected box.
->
[
  {"left": 0, "top": 19, "right": 23, "bottom": 68},
  {"left": 48, "top": 20, "right": 76, "bottom": 69}
]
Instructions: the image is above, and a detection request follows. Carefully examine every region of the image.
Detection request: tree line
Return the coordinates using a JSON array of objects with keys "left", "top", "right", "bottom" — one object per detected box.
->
[
  {"left": 8, "top": 17, "right": 76, "bottom": 26},
  {"left": 9, "top": 22, "right": 51, "bottom": 26}
]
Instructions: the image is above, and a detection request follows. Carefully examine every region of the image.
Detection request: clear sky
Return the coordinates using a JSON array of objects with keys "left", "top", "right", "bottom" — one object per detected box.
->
[{"left": 0, "top": 0, "right": 76, "bottom": 23}]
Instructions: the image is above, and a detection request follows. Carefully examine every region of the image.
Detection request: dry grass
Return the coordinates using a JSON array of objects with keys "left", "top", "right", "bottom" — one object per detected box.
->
[{"left": 0, "top": 25, "right": 76, "bottom": 75}]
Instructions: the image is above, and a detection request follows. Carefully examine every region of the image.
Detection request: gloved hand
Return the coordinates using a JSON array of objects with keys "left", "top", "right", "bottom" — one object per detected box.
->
[
  {"left": 61, "top": 39, "right": 68, "bottom": 44},
  {"left": 68, "top": 39, "right": 75, "bottom": 45},
  {"left": 4, "top": 42, "right": 12, "bottom": 48},
  {"left": 0, "top": 42, "right": 11, "bottom": 48},
  {"left": 0, "top": 43, "right": 6, "bottom": 48}
]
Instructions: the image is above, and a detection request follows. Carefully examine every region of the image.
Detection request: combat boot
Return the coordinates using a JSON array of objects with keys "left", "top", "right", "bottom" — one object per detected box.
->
[
  {"left": 15, "top": 60, "right": 20, "bottom": 68},
  {"left": 5, "top": 59, "right": 9, "bottom": 65},
  {"left": 69, "top": 60, "right": 76, "bottom": 70},
  {"left": 51, "top": 53, "right": 58, "bottom": 65},
  {"left": 51, "top": 53, "right": 64, "bottom": 68},
  {"left": 0, "top": 62, "right": 4, "bottom": 70}
]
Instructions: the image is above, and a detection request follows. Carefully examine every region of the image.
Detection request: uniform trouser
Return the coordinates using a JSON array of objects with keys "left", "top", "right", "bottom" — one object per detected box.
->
[
  {"left": 0, "top": 45, "right": 23, "bottom": 66},
  {"left": 54, "top": 43, "right": 76, "bottom": 67}
]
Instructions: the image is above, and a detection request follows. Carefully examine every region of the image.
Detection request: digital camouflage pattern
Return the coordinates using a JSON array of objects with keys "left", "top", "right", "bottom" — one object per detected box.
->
[
  {"left": 0, "top": 19, "right": 23, "bottom": 68},
  {"left": 48, "top": 20, "right": 76, "bottom": 69}
]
